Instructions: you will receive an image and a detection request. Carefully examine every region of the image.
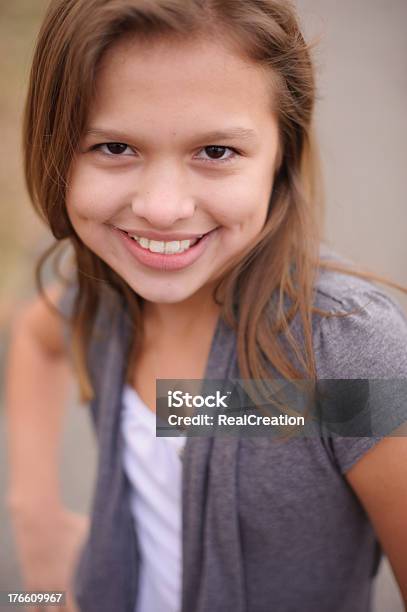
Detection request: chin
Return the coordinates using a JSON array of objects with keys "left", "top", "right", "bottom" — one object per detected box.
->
[{"left": 125, "top": 281, "right": 198, "bottom": 304}]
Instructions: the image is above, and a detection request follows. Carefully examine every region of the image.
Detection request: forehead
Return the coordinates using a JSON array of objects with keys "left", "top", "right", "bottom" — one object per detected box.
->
[{"left": 89, "top": 33, "right": 276, "bottom": 131}]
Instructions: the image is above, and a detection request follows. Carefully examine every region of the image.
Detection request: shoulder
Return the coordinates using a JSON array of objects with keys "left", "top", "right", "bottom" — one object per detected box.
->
[{"left": 312, "top": 245, "right": 407, "bottom": 378}]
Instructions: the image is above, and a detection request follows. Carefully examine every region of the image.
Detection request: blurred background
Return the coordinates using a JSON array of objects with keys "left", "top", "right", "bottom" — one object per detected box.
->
[{"left": 0, "top": 0, "right": 406, "bottom": 610}]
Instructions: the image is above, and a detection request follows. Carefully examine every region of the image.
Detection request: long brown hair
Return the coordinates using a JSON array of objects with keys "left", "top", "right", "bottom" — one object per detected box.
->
[{"left": 24, "top": 0, "right": 407, "bottom": 403}]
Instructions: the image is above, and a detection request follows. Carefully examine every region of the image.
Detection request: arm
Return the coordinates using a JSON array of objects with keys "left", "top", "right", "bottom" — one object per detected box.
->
[
  {"left": 5, "top": 283, "right": 72, "bottom": 512},
  {"left": 345, "top": 435, "right": 407, "bottom": 609},
  {"left": 5, "top": 284, "right": 87, "bottom": 612}
]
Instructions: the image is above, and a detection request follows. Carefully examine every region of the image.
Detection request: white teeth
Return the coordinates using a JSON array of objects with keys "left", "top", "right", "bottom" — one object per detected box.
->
[
  {"left": 165, "top": 241, "right": 181, "bottom": 254},
  {"left": 149, "top": 240, "right": 166, "bottom": 253},
  {"left": 128, "top": 234, "right": 200, "bottom": 254}
]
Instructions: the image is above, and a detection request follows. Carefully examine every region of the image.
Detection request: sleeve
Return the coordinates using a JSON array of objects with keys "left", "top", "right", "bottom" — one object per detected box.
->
[{"left": 314, "top": 286, "right": 407, "bottom": 474}]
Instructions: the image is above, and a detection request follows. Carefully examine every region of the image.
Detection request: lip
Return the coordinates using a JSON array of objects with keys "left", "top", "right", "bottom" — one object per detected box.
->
[
  {"left": 113, "top": 227, "right": 210, "bottom": 241},
  {"left": 113, "top": 226, "right": 218, "bottom": 271}
]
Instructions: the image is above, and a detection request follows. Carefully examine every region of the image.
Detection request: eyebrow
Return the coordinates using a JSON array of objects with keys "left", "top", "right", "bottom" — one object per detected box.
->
[{"left": 84, "top": 126, "right": 258, "bottom": 144}]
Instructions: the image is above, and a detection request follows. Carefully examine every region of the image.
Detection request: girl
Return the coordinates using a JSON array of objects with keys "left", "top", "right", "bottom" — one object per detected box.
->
[{"left": 6, "top": 1, "right": 407, "bottom": 611}]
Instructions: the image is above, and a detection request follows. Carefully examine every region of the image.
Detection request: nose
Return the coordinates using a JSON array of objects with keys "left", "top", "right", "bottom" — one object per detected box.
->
[{"left": 130, "top": 162, "right": 196, "bottom": 228}]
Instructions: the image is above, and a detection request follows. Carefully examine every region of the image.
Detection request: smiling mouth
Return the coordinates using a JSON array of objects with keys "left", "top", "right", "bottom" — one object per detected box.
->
[{"left": 118, "top": 228, "right": 214, "bottom": 255}]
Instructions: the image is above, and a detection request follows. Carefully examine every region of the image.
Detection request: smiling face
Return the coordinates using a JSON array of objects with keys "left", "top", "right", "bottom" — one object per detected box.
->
[{"left": 66, "top": 33, "right": 280, "bottom": 304}]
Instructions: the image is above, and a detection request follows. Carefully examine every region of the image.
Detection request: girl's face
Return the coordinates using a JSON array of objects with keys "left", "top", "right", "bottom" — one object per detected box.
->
[{"left": 67, "top": 34, "right": 280, "bottom": 304}]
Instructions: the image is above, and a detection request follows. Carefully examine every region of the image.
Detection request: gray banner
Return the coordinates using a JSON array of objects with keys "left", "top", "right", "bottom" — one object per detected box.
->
[{"left": 156, "top": 378, "right": 407, "bottom": 438}]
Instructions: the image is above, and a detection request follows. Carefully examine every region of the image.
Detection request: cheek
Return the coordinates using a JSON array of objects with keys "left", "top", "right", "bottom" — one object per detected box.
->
[
  {"left": 66, "top": 162, "right": 125, "bottom": 223},
  {"left": 207, "top": 176, "right": 271, "bottom": 228},
  {"left": 207, "top": 179, "right": 271, "bottom": 257}
]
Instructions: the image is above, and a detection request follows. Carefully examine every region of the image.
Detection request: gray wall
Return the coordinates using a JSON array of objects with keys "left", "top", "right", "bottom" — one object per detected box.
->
[{"left": 297, "top": 0, "right": 407, "bottom": 311}]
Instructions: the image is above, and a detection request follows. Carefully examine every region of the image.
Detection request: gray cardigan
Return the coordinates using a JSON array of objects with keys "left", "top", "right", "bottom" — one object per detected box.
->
[{"left": 60, "top": 248, "right": 407, "bottom": 612}]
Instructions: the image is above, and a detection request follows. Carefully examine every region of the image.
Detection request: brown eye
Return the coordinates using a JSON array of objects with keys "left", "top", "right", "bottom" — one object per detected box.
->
[
  {"left": 91, "top": 142, "right": 135, "bottom": 156},
  {"left": 205, "top": 146, "right": 227, "bottom": 159},
  {"left": 197, "top": 146, "right": 239, "bottom": 164},
  {"left": 106, "top": 143, "right": 128, "bottom": 155}
]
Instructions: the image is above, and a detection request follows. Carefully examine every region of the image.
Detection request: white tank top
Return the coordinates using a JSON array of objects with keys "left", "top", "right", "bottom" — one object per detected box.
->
[{"left": 120, "top": 384, "right": 186, "bottom": 612}]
